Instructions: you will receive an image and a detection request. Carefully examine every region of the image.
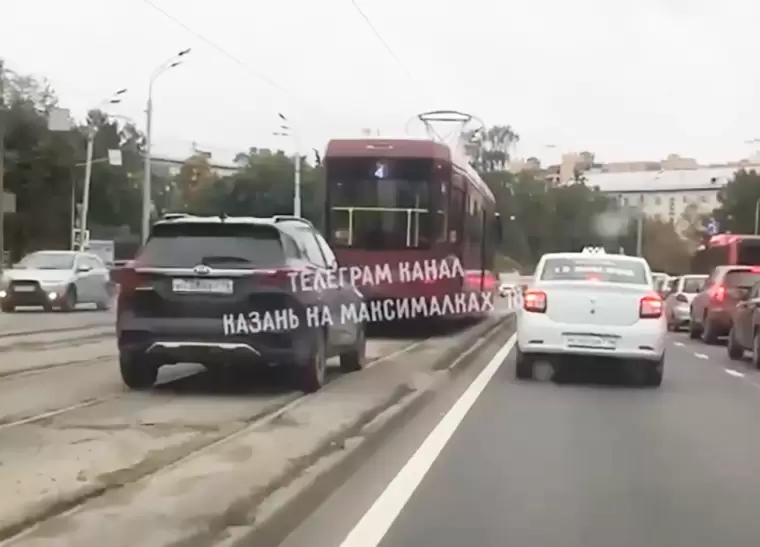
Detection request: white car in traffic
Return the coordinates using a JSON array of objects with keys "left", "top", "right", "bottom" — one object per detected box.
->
[
  {"left": 0, "top": 250, "right": 113, "bottom": 312},
  {"left": 515, "top": 250, "right": 666, "bottom": 386}
]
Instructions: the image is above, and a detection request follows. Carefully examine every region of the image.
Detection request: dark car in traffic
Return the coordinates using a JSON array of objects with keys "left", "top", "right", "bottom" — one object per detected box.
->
[
  {"left": 727, "top": 280, "right": 760, "bottom": 367},
  {"left": 689, "top": 266, "right": 760, "bottom": 344},
  {"left": 116, "top": 215, "right": 366, "bottom": 393}
]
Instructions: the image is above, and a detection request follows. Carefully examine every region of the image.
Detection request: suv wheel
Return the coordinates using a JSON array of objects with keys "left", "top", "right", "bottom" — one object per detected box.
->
[
  {"left": 689, "top": 319, "right": 702, "bottom": 339},
  {"left": 120, "top": 351, "right": 159, "bottom": 390},
  {"left": 339, "top": 324, "right": 367, "bottom": 373},
  {"left": 294, "top": 332, "right": 327, "bottom": 393},
  {"left": 753, "top": 331, "right": 760, "bottom": 370},
  {"left": 727, "top": 327, "right": 744, "bottom": 360},
  {"left": 515, "top": 348, "right": 534, "bottom": 380},
  {"left": 1, "top": 301, "right": 15, "bottom": 313},
  {"left": 701, "top": 317, "right": 720, "bottom": 345}
]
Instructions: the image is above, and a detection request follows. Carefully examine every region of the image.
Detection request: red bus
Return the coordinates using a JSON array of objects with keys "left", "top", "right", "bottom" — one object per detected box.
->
[
  {"left": 323, "top": 136, "right": 501, "bottom": 320},
  {"left": 692, "top": 234, "right": 760, "bottom": 274}
]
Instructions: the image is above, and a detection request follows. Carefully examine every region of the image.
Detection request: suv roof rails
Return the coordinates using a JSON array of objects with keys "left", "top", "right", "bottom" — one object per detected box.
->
[{"left": 272, "top": 215, "right": 315, "bottom": 227}]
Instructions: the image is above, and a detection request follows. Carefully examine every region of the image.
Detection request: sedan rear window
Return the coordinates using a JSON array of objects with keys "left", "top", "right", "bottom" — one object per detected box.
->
[
  {"left": 682, "top": 276, "right": 706, "bottom": 293},
  {"left": 540, "top": 257, "right": 648, "bottom": 284},
  {"left": 135, "top": 223, "right": 286, "bottom": 268}
]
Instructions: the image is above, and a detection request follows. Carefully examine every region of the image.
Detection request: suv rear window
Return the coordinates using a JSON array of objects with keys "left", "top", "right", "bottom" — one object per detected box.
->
[
  {"left": 540, "top": 257, "right": 648, "bottom": 284},
  {"left": 135, "top": 223, "right": 285, "bottom": 268},
  {"left": 725, "top": 269, "right": 760, "bottom": 289}
]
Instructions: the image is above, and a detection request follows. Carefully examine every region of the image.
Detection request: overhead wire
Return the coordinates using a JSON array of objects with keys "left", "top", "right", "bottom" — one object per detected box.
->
[
  {"left": 139, "top": 0, "right": 347, "bottom": 123},
  {"left": 349, "top": 0, "right": 462, "bottom": 138},
  {"left": 349, "top": 0, "right": 415, "bottom": 81}
]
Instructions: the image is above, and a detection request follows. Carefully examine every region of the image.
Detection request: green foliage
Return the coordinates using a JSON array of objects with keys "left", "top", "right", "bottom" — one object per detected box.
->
[
  {"left": 0, "top": 65, "right": 696, "bottom": 271},
  {"left": 713, "top": 168, "right": 760, "bottom": 234}
]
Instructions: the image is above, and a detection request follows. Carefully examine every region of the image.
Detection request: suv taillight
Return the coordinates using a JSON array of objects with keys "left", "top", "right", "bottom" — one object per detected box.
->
[
  {"left": 640, "top": 295, "right": 663, "bottom": 318},
  {"left": 524, "top": 289, "right": 547, "bottom": 312},
  {"left": 254, "top": 268, "right": 303, "bottom": 289},
  {"left": 710, "top": 284, "right": 726, "bottom": 302},
  {"left": 118, "top": 268, "right": 148, "bottom": 299}
]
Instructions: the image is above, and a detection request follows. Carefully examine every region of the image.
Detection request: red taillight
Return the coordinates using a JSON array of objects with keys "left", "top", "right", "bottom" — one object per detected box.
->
[
  {"left": 524, "top": 289, "right": 547, "bottom": 313},
  {"left": 751, "top": 267, "right": 760, "bottom": 273},
  {"left": 464, "top": 272, "right": 497, "bottom": 291},
  {"left": 639, "top": 295, "right": 663, "bottom": 318},
  {"left": 118, "top": 268, "right": 146, "bottom": 298},
  {"left": 464, "top": 272, "right": 482, "bottom": 289},
  {"left": 254, "top": 268, "right": 302, "bottom": 288},
  {"left": 711, "top": 284, "right": 726, "bottom": 302},
  {"left": 675, "top": 293, "right": 688, "bottom": 303},
  {"left": 585, "top": 273, "right": 601, "bottom": 281}
]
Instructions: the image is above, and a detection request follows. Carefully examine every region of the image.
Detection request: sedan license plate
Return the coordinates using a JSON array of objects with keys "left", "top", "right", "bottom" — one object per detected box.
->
[
  {"left": 172, "top": 278, "right": 233, "bottom": 295},
  {"left": 13, "top": 285, "right": 35, "bottom": 292},
  {"left": 564, "top": 335, "right": 616, "bottom": 349}
]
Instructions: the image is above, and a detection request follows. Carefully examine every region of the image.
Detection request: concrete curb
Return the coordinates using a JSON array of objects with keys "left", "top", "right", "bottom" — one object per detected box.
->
[{"left": 216, "top": 313, "right": 516, "bottom": 547}]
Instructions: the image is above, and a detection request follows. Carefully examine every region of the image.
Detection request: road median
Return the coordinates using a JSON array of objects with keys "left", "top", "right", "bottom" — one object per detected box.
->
[{"left": 2, "top": 314, "right": 514, "bottom": 547}]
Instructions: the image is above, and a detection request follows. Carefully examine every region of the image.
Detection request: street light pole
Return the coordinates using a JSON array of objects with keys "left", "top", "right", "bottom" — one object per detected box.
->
[
  {"left": 142, "top": 48, "right": 190, "bottom": 245},
  {"left": 0, "top": 60, "right": 5, "bottom": 273},
  {"left": 77, "top": 88, "right": 127, "bottom": 250},
  {"left": 277, "top": 113, "right": 301, "bottom": 217}
]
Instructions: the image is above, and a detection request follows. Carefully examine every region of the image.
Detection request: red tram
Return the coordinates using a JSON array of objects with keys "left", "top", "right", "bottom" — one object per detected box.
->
[{"left": 323, "top": 129, "right": 501, "bottom": 320}]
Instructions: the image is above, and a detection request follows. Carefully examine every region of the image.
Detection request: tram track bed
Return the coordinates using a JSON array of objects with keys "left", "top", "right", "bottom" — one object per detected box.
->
[
  {"left": 0, "top": 313, "right": 513, "bottom": 547},
  {"left": 0, "top": 337, "right": 422, "bottom": 544}
]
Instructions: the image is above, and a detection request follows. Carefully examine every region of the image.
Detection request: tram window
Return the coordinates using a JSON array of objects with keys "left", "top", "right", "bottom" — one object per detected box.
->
[{"left": 450, "top": 187, "right": 465, "bottom": 243}]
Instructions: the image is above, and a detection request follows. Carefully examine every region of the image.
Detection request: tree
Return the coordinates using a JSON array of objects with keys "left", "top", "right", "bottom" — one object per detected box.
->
[
  {"left": 640, "top": 219, "right": 692, "bottom": 273},
  {"left": 2, "top": 70, "right": 77, "bottom": 258},
  {"left": 678, "top": 202, "right": 707, "bottom": 246},
  {"left": 713, "top": 168, "right": 760, "bottom": 234},
  {"left": 464, "top": 125, "right": 520, "bottom": 172},
  {"left": 79, "top": 110, "right": 144, "bottom": 235}
]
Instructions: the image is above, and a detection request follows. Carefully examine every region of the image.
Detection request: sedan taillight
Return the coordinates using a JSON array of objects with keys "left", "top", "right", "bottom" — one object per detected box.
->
[{"left": 640, "top": 295, "right": 663, "bottom": 318}]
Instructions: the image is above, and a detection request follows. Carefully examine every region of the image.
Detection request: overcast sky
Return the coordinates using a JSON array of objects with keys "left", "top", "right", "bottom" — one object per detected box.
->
[{"left": 1, "top": 0, "right": 759, "bottom": 166}]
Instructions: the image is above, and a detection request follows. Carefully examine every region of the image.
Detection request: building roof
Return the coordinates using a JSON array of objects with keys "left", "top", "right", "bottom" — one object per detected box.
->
[{"left": 585, "top": 166, "right": 740, "bottom": 193}]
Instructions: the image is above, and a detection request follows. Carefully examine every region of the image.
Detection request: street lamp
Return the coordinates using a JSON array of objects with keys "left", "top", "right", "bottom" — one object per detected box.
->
[
  {"left": 276, "top": 113, "right": 302, "bottom": 217},
  {"left": 142, "top": 48, "right": 191, "bottom": 244},
  {"left": 78, "top": 88, "right": 127, "bottom": 250}
]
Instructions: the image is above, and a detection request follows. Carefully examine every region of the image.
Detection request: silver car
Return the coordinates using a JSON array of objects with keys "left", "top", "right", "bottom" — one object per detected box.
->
[
  {"left": 0, "top": 250, "right": 113, "bottom": 312},
  {"left": 664, "top": 274, "right": 707, "bottom": 331}
]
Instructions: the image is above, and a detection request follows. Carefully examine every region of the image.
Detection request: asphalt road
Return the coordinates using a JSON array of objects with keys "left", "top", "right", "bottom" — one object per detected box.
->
[
  {"left": 0, "top": 306, "right": 115, "bottom": 335},
  {"left": 274, "top": 329, "right": 760, "bottom": 547}
]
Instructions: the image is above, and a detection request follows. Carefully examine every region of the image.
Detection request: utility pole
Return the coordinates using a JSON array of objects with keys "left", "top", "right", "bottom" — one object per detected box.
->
[
  {"left": 142, "top": 93, "right": 152, "bottom": 245},
  {"left": 0, "top": 60, "right": 6, "bottom": 273},
  {"left": 79, "top": 127, "right": 96, "bottom": 250},
  {"left": 143, "top": 48, "right": 191, "bottom": 245},
  {"left": 277, "top": 113, "right": 302, "bottom": 217},
  {"left": 635, "top": 195, "right": 644, "bottom": 257}
]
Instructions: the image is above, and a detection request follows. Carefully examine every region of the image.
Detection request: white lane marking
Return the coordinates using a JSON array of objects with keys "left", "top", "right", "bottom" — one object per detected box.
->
[
  {"left": 338, "top": 334, "right": 517, "bottom": 547},
  {"left": 725, "top": 368, "right": 746, "bottom": 378},
  {"left": 673, "top": 341, "right": 684, "bottom": 347},
  {"left": 694, "top": 352, "right": 709, "bottom": 359}
]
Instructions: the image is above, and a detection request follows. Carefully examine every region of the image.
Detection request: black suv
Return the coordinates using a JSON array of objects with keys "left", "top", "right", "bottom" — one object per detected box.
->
[{"left": 116, "top": 215, "right": 366, "bottom": 393}]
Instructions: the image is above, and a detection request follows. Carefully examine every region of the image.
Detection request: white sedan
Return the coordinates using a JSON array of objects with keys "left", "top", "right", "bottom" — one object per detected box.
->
[{"left": 515, "top": 251, "right": 666, "bottom": 386}]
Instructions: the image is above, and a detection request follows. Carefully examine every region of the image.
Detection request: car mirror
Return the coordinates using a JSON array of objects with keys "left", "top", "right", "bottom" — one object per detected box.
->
[{"left": 77, "top": 265, "right": 92, "bottom": 273}]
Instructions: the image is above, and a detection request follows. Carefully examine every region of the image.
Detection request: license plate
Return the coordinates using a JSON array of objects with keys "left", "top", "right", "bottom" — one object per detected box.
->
[
  {"left": 564, "top": 335, "right": 616, "bottom": 349},
  {"left": 13, "top": 286, "right": 35, "bottom": 292},
  {"left": 172, "top": 278, "right": 233, "bottom": 294}
]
